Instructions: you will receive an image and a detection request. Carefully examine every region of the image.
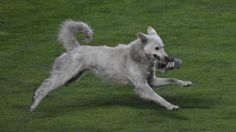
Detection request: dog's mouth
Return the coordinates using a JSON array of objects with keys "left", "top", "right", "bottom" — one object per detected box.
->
[{"left": 153, "top": 54, "right": 160, "bottom": 60}]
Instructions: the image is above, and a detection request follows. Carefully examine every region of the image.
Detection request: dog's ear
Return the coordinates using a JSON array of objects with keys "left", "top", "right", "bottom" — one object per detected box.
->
[
  {"left": 137, "top": 32, "right": 148, "bottom": 43},
  {"left": 147, "top": 26, "right": 157, "bottom": 35}
]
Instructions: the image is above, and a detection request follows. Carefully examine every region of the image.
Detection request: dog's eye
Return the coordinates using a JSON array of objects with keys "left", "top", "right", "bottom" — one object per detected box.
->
[{"left": 155, "top": 47, "right": 160, "bottom": 50}]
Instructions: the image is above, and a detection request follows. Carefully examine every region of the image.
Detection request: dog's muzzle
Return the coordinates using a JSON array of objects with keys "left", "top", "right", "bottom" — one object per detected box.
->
[{"left": 153, "top": 54, "right": 169, "bottom": 61}]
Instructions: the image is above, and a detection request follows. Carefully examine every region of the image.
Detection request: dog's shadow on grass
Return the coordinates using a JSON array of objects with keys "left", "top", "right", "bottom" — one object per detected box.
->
[
  {"left": 43, "top": 94, "right": 216, "bottom": 120},
  {"left": 64, "top": 94, "right": 214, "bottom": 110}
]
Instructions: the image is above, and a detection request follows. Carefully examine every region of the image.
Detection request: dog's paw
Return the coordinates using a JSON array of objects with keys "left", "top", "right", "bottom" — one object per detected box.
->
[
  {"left": 181, "top": 81, "right": 192, "bottom": 87},
  {"left": 167, "top": 105, "right": 179, "bottom": 111},
  {"left": 29, "top": 106, "right": 36, "bottom": 112}
]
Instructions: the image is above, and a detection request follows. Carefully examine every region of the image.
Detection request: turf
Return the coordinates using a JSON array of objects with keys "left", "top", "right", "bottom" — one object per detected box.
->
[{"left": 0, "top": 0, "right": 236, "bottom": 131}]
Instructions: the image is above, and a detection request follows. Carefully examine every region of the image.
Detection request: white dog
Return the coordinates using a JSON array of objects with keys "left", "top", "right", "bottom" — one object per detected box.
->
[{"left": 30, "top": 20, "right": 192, "bottom": 112}]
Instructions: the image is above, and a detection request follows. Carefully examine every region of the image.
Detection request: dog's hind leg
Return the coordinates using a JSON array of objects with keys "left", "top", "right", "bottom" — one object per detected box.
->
[
  {"left": 65, "top": 69, "right": 87, "bottom": 85},
  {"left": 30, "top": 54, "right": 85, "bottom": 112}
]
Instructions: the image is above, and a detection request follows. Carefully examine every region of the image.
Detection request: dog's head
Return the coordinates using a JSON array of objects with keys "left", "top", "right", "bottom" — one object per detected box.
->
[{"left": 137, "top": 27, "right": 168, "bottom": 62}]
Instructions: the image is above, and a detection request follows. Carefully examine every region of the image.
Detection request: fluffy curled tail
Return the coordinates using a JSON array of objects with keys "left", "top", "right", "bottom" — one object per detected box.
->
[{"left": 58, "top": 20, "right": 93, "bottom": 51}]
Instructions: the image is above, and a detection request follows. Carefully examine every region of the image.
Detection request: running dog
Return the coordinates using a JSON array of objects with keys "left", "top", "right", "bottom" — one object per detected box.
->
[{"left": 30, "top": 20, "right": 192, "bottom": 112}]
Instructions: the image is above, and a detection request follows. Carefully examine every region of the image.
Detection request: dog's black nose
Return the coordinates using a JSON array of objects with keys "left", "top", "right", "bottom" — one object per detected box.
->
[{"left": 164, "top": 56, "right": 171, "bottom": 62}]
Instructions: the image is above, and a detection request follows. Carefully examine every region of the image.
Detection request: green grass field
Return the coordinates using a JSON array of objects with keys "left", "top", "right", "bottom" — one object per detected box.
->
[{"left": 0, "top": 0, "right": 236, "bottom": 131}]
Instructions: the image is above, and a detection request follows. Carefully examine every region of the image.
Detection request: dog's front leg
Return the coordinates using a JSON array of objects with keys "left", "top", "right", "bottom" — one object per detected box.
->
[
  {"left": 150, "top": 77, "right": 192, "bottom": 88},
  {"left": 133, "top": 81, "right": 179, "bottom": 111}
]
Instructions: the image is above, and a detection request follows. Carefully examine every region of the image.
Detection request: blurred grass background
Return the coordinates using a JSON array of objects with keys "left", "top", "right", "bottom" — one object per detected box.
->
[{"left": 0, "top": 0, "right": 235, "bottom": 131}]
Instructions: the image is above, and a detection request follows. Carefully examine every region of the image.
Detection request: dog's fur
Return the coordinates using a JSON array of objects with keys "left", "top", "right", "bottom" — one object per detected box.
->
[{"left": 30, "top": 20, "right": 192, "bottom": 112}]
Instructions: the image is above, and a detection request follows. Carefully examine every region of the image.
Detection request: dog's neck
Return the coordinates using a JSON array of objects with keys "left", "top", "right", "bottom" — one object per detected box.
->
[{"left": 129, "top": 40, "right": 155, "bottom": 65}]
